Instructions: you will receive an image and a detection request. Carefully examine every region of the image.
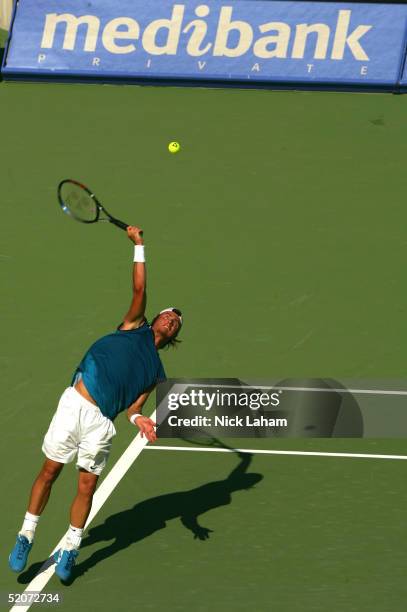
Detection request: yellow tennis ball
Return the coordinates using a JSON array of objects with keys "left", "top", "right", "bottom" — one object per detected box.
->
[{"left": 168, "top": 141, "right": 180, "bottom": 154}]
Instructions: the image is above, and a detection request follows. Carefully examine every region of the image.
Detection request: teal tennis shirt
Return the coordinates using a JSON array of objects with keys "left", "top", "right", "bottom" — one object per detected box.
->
[{"left": 71, "top": 323, "right": 166, "bottom": 421}]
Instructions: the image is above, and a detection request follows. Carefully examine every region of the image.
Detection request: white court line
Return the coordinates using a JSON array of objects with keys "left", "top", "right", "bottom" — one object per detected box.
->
[
  {"left": 184, "top": 384, "right": 407, "bottom": 396},
  {"left": 145, "top": 445, "right": 407, "bottom": 461},
  {"left": 9, "top": 410, "right": 156, "bottom": 612}
]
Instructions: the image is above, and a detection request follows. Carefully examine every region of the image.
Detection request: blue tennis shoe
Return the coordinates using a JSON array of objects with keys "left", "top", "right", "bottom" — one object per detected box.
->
[
  {"left": 9, "top": 534, "right": 33, "bottom": 572},
  {"left": 54, "top": 548, "right": 79, "bottom": 581}
]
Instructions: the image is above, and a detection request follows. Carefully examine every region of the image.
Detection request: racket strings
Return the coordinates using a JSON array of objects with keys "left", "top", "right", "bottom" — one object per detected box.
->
[{"left": 60, "top": 183, "right": 97, "bottom": 222}]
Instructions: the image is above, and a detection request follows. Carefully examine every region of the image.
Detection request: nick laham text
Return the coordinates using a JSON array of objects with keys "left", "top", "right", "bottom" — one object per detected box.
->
[{"left": 167, "top": 415, "right": 288, "bottom": 428}]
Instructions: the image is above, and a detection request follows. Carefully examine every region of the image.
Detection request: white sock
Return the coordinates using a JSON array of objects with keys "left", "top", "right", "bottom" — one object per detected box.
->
[
  {"left": 19, "top": 511, "right": 40, "bottom": 543},
  {"left": 66, "top": 525, "right": 84, "bottom": 550}
]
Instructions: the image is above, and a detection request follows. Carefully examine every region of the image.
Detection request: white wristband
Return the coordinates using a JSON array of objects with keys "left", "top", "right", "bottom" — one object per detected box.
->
[
  {"left": 133, "top": 245, "right": 145, "bottom": 263},
  {"left": 130, "top": 413, "right": 142, "bottom": 425}
]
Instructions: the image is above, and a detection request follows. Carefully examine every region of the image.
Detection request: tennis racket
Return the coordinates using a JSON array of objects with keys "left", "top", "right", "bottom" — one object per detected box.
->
[{"left": 57, "top": 179, "right": 129, "bottom": 231}]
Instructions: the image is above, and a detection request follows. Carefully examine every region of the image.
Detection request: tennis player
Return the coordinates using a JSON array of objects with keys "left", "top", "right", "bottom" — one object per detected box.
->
[{"left": 9, "top": 225, "right": 182, "bottom": 581}]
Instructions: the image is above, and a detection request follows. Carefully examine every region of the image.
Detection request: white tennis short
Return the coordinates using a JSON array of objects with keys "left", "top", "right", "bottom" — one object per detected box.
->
[{"left": 42, "top": 386, "right": 116, "bottom": 475}]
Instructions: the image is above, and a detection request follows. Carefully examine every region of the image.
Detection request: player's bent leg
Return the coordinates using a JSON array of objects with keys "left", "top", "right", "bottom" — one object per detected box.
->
[
  {"left": 54, "top": 469, "right": 98, "bottom": 581},
  {"left": 70, "top": 469, "right": 99, "bottom": 529},
  {"left": 11, "top": 389, "right": 83, "bottom": 574},
  {"left": 9, "top": 459, "right": 65, "bottom": 573},
  {"left": 28, "top": 458, "right": 65, "bottom": 516},
  {"left": 54, "top": 399, "right": 115, "bottom": 581}
]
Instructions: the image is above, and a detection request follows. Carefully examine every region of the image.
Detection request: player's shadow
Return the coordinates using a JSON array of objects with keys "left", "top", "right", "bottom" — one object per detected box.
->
[
  {"left": 71, "top": 451, "right": 262, "bottom": 582},
  {"left": 17, "top": 450, "right": 263, "bottom": 585}
]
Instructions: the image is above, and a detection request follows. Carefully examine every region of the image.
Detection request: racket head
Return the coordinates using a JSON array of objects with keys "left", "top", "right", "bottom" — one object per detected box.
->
[{"left": 58, "top": 179, "right": 99, "bottom": 224}]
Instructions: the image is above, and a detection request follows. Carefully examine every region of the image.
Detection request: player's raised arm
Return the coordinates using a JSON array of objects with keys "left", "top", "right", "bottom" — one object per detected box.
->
[{"left": 120, "top": 226, "right": 146, "bottom": 330}]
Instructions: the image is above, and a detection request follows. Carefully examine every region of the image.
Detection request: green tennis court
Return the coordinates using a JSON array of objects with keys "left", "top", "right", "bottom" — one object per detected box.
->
[{"left": 2, "top": 27, "right": 407, "bottom": 611}]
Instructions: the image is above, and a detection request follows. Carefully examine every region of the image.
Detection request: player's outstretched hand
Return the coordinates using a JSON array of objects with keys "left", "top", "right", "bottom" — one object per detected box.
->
[
  {"left": 135, "top": 415, "right": 157, "bottom": 442},
  {"left": 127, "top": 225, "right": 144, "bottom": 245}
]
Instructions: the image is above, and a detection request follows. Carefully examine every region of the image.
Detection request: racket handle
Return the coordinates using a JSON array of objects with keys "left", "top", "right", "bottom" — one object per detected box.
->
[{"left": 109, "top": 217, "right": 129, "bottom": 231}]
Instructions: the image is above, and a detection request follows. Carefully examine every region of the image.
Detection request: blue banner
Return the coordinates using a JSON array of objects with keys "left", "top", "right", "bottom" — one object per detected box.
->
[
  {"left": 399, "top": 49, "right": 407, "bottom": 91},
  {"left": 2, "top": 0, "right": 407, "bottom": 91}
]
